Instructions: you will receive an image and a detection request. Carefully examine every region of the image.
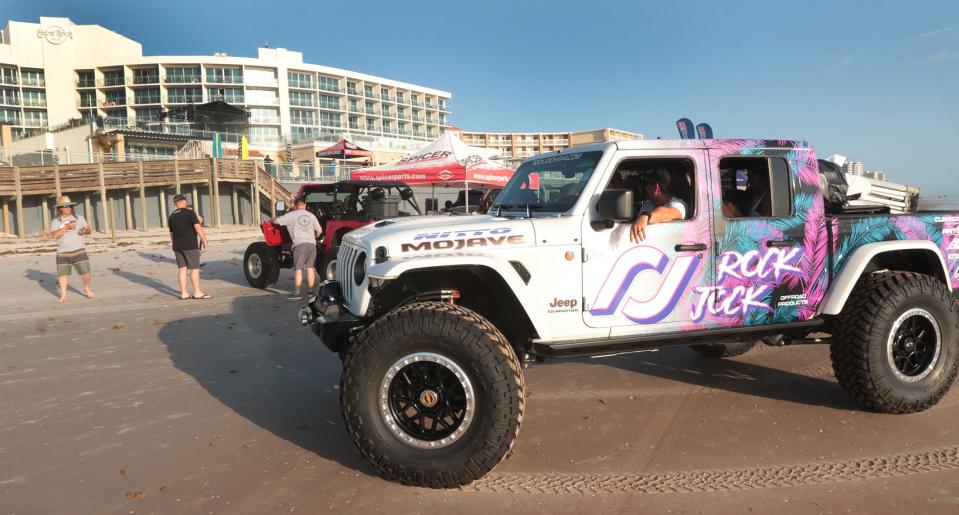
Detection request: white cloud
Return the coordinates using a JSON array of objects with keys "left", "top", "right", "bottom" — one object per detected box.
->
[
  {"left": 910, "top": 27, "right": 955, "bottom": 40},
  {"left": 827, "top": 49, "right": 862, "bottom": 71},
  {"left": 926, "top": 50, "right": 959, "bottom": 63}
]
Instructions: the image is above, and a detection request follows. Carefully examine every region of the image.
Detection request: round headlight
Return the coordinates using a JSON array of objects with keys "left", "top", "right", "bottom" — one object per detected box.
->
[{"left": 353, "top": 251, "right": 367, "bottom": 285}]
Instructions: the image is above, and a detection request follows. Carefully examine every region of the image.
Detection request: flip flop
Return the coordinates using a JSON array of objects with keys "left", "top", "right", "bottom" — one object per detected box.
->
[{"left": 192, "top": 294, "right": 213, "bottom": 300}]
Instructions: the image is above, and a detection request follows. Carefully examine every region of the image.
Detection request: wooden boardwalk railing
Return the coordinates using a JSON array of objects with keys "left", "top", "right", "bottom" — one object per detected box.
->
[{"left": 0, "top": 158, "right": 292, "bottom": 238}]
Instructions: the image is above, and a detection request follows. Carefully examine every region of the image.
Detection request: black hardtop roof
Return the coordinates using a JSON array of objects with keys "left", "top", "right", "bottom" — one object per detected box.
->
[{"left": 296, "top": 180, "right": 412, "bottom": 197}]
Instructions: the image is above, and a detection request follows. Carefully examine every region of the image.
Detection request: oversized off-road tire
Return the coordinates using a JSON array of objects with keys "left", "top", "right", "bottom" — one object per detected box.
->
[
  {"left": 243, "top": 242, "right": 280, "bottom": 289},
  {"left": 690, "top": 340, "right": 757, "bottom": 358},
  {"left": 318, "top": 246, "right": 338, "bottom": 281},
  {"left": 340, "top": 301, "right": 525, "bottom": 488},
  {"left": 830, "top": 272, "right": 959, "bottom": 413}
]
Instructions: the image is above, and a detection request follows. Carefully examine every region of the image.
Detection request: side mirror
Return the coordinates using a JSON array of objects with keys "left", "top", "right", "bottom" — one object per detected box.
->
[
  {"left": 597, "top": 189, "right": 634, "bottom": 223},
  {"left": 400, "top": 187, "right": 414, "bottom": 201},
  {"left": 275, "top": 200, "right": 287, "bottom": 214}
]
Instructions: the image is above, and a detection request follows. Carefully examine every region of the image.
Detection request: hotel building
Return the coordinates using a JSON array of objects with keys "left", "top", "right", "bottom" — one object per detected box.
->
[
  {"left": 0, "top": 17, "right": 451, "bottom": 159},
  {"left": 454, "top": 128, "right": 643, "bottom": 161}
]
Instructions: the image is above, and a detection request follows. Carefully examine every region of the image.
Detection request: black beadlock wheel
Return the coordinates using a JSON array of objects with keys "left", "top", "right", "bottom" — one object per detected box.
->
[
  {"left": 830, "top": 272, "right": 959, "bottom": 413},
  {"left": 690, "top": 340, "right": 757, "bottom": 358},
  {"left": 339, "top": 301, "right": 525, "bottom": 488},
  {"left": 243, "top": 242, "right": 280, "bottom": 289}
]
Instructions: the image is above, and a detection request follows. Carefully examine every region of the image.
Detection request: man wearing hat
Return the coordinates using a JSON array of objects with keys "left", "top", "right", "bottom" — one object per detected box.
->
[
  {"left": 50, "top": 195, "right": 94, "bottom": 303},
  {"left": 629, "top": 168, "right": 688, "bottom": 243},
  {"left": 168, "top": 194, "right": 210, "bottom": 300}
]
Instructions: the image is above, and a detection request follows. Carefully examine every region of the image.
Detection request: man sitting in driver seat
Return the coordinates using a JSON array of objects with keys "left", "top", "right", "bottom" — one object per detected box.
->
[{"left": 630, "top": 168, "right": 688, "bottom": 243}]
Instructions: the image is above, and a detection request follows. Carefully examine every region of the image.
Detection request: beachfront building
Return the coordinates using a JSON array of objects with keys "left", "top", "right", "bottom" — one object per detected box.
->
[
  {"left": 0, "top": 17, "right": 451, "bottom": 162},
  {"left": 454, "top": 128, "right": 643, "bottom": 162}
]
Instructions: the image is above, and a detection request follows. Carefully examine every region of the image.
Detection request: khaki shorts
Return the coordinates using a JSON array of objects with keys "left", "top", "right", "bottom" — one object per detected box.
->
[
  {"left": 56, "top": 250, "right": 91, "bottom": 276},
  {"left": 293, "top": 243, "right": 317, "bottom": 270}
]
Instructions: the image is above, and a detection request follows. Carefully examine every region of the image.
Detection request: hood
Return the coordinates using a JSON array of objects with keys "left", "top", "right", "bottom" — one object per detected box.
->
[{"left": 342, "top": 214, "right": 535, "bottom": 257}]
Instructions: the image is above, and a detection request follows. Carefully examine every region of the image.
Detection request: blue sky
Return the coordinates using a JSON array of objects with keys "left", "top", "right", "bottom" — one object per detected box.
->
[{"left": 5, "top": 0, "right": 958, "bottom": 191}]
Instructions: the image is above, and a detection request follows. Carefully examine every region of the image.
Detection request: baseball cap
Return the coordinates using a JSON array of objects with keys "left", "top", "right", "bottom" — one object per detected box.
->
[{"left": 173, "top": 194, "right": 187, "bottom": 202}]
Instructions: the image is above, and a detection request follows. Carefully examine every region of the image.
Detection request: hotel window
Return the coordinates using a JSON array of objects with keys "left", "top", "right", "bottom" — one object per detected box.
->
[
  {"left": 103, "top": 69, "right": 125, "bottom": 86},
  {"left": 79, "top": 91, "right": 96, "bottom": 108},
  {"left": 320, "top": 112, "right": 341, "bottom": 127},
  {"left": 167, "top": 87, "right": 202, "bottom": 103},
  {"left": 0, "top": 108, "right": 19, "bottom": 124},
  {"left": 348, "top": 115, "right": 358, "bottom": 129},
  {"left": 206, "top": 67, "right": 243, "bottom": 84},
  {"left": 318, "top": 76, "right": 340, "bottom": 92},
  {"left": 23, "top": 110, "right": 48, "bottom": 127},
  {"left": 380, "top": 88, "right": 389, "bottom": 100},
  {"left": 291, "top": 126, "right": 319, "bottom": 143},
  {"left": 398, "top": 122, "right": 407, "bottom": 134},
  {"left": 104, "top": 90, "right": 126, "bottom": 106},
  {"left": 290, "top": 108, "right": 316, "bottom": 126},
  {"left": 248, "top": 107, "right": 279, "bottom": 123},
  {"left": 366, "top": 119, "right": 375, "bottom": 131},
  {"left": 246, "top": 88, "right": 278, "bottom": 105},
  {"left": 132, "top": 67, "right": 159, "bottom": 85},
  {"left": 0, "top": 88, "right": 19, "bottom": 105},
  {"left": 133, "top": 107, "right": 162, "bottom": 123},
  {"left": 382, "top": 105, "right": 391, "bottom": 117},
  {"left": 397, "top": 107, "right": 406, "bottom": 119},
  {"left": 319, "top": 95, "right": 339, "bottom": 110},
  {"left": 439, "top": 99, "right": 448, "bottom": 110},
  {"left": 289, "top": 90, "right": 314, "bottom": 107},
  {"left": 383, "top": 120, "right": 392, "bottom": 133},
  {"left": 364, "top": 85, "right": 374, "bottom": 96},
  {"left": 249, "top": 126, "right": 280, "bottom": 143},
  {"left": 134, "top": 88, "right": 160, "bottom": 105},
  {"left": 349, "top": 99, "right": 358, "bottom": 111},
  {"left": 347, "top": 81, "right": 358, "bottom": 95},
  {"left": 77, "top": 70, "right": 95, "bottom": 87},
  {"left": 22, "top": 90, "right": 46, "bottom": 107},
  {"left": 0, "top": 67, "right": 17, "bottom": 85},
  {"left": 426, "top": 112, "right": 433, "bottom": 123},
  {"left": 365, "top": 100, "right": 374, "bottom": 114},
  {"left": 165, "top": 66, "right": 201, "bottom": 84},
  {"left": 21, "top": 69, "right": 45, "bottom": 87},
  {"left": 411, "top": 94, "right": 419, "bottom": 106},
  {"left": 288, "top": 71, "right": 313, "bottom": 89},
  {"left": 396, "top": 91, "right": 405, "bottom": 103},
  {"left": 207, "top": 87, "right": 244, "bottom": 103},
  {"left": 427, "top": 126, "right": 435, "bottom": 137}
]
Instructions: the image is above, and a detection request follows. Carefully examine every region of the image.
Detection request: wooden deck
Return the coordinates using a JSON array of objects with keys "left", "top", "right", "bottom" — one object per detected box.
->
[{"left": 0, "top": 159, "right": 292, "bottom": 238}]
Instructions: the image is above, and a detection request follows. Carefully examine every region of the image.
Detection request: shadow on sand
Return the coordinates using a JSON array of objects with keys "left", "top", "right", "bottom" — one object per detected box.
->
[
  {"left": 25, "top": 268, "right": 84, "bottom": 299},
  {"left": 156, "top": 294, "right": 373, "bottom": 478}
]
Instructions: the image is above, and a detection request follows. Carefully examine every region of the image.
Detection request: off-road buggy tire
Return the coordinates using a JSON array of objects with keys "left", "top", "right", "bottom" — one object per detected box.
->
[
  {"left": 830, "top": 271, "right": 959, "bottom": 413},
  {"left": 243, "top": 242, "right": 280, "bottom": 289},
  {"left": 691, "top": 341, "right": 757, "bottom": 358},
  {"left": 319, "top": 246, "right": 338, "bottom": 281},
  {"left": 340, "top": 301, "right": 525, "bottom": 488}
]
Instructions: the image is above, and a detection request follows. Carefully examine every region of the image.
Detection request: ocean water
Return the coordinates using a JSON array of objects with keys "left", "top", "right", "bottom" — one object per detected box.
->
[{"left": 919, "top": 195, "right": 959, "bottom": 211}]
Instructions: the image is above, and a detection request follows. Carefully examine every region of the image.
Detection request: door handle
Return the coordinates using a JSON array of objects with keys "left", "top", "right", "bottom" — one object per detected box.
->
[
  {"left": 675, "top": 243, "right": 707, "bottom": 252},
  {"left": 766, "top": 240, "right": 795, "bottom": 248}
]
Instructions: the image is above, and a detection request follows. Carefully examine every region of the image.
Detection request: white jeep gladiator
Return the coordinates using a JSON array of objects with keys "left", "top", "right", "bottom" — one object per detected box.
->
[{"left": 299, "top": 138, "right": 959, "bottom": 488}]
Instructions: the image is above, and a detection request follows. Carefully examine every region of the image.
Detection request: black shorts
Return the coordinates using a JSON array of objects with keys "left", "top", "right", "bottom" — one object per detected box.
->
[{"left": 174, "top": 249, "right": 201, "bottom": 270}]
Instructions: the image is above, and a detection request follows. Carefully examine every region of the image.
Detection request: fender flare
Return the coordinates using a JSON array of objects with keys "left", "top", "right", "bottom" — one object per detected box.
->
[
  {"left": 368, "top": 255, "right": 556, "bottom": 340},
  {"left": 819, "top": 240, "right": 951, "bottom": 315}
]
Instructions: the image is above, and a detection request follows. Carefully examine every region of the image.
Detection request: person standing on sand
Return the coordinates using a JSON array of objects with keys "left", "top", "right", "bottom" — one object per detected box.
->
[
  {"left": 50, "top": 196, "right": 94, "bottom": 303},
  {"left": 168, "top": 194, "right": 210, "bottom": 300}
]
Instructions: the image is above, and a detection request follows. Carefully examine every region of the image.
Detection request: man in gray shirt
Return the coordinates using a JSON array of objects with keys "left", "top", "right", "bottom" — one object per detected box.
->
[
  {"left": 50, "top": 195, "right": 94, "bottom": 303},
  {"left": 275, "top": 198, "right": 323, "bottom": 300}
]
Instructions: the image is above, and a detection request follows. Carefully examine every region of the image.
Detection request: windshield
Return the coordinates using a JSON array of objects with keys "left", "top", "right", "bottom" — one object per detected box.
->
[{"left": 492, "top": 151, "right": 603, "bottom": 213}]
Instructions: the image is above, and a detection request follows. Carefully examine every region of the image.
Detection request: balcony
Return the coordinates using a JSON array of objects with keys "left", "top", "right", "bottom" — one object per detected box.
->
[
  {"left": 101, "top": 76, "right": 127, "bottom": 87},
  {"left": 410, "top": 100, "right": 421, "bottom": 107},
  {"left": 318, "top": 85, "right": 341, "bottom": 93},
  {"left": 287, "top": 79, "right": 313, "bottom": 89},
  {"left": 0, "top": 76, "right": 18, "bottom": 86},
  {"left": 463, "top": 139, "right": 486, "bottom": 146},
  {"left": 349, "top": 105, "right": 363, "bottom": 113},
  {"left": 289, "top": 100, "right": 314, "bottom": 108},
  {"left": 365, "top": 108, "right": 377, "bottom": 115},
  {"left": 102, "top": 99, "right": 126, "bottom": 107},
  {"left": 364, "top": 90, "right": 375, "bottom": 97},
  {"left": 250, "top": 117, "right": 281, "bottom": 124},
  {"left": 380, "top": 95, "right": 395, "bottom": 102},
  {"left": 411, "top": 115, "right": 421, "bottom": 122},
  {"left": 319, "top": 103, "right": 341, "bottom": 111},
  {"left": 132, "top": 75, "right": 159, "bottom": 85},
  {"left": 0, "top": 96, "right": 19, "bottom": 107},
  {"left": 76, "top": 79, "right": 96, "bottom": 88},
  {"left": 134, "top": 96, "right": 161, "bottom": 105},
  {"left": 348, "top": 123, "right": 360, "bottom": 130},
  {"left": 22, "top": 118, "right": 48, "bottom": 128},
  {"left": 397, "top": 113, "right": 410, "bottom": 121},
  {"left": 347, "top": 88, "right": 359, "bottom": 96},
  {"left": 163, "top": 75, "right": 202, "bottom": 84},
  {"left": 166, "top": 95, "right": 203, "bottom": 104},
  {"left": 439, "top": 104, "right": 449, "bottom": 112},
  {"left": 78, "top": 98, "right": 97, "bottom": 108},
  {"left": 21, "top": 77, "right": 46, "bottom": 88},
  {"left": 22, "top": 98, "right": 47, "bottom": 107}
]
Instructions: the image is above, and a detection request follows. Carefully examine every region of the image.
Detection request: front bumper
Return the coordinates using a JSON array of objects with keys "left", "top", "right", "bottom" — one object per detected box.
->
[{"left": 298, "top": 280, "right": 363, "bottom": 353}]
